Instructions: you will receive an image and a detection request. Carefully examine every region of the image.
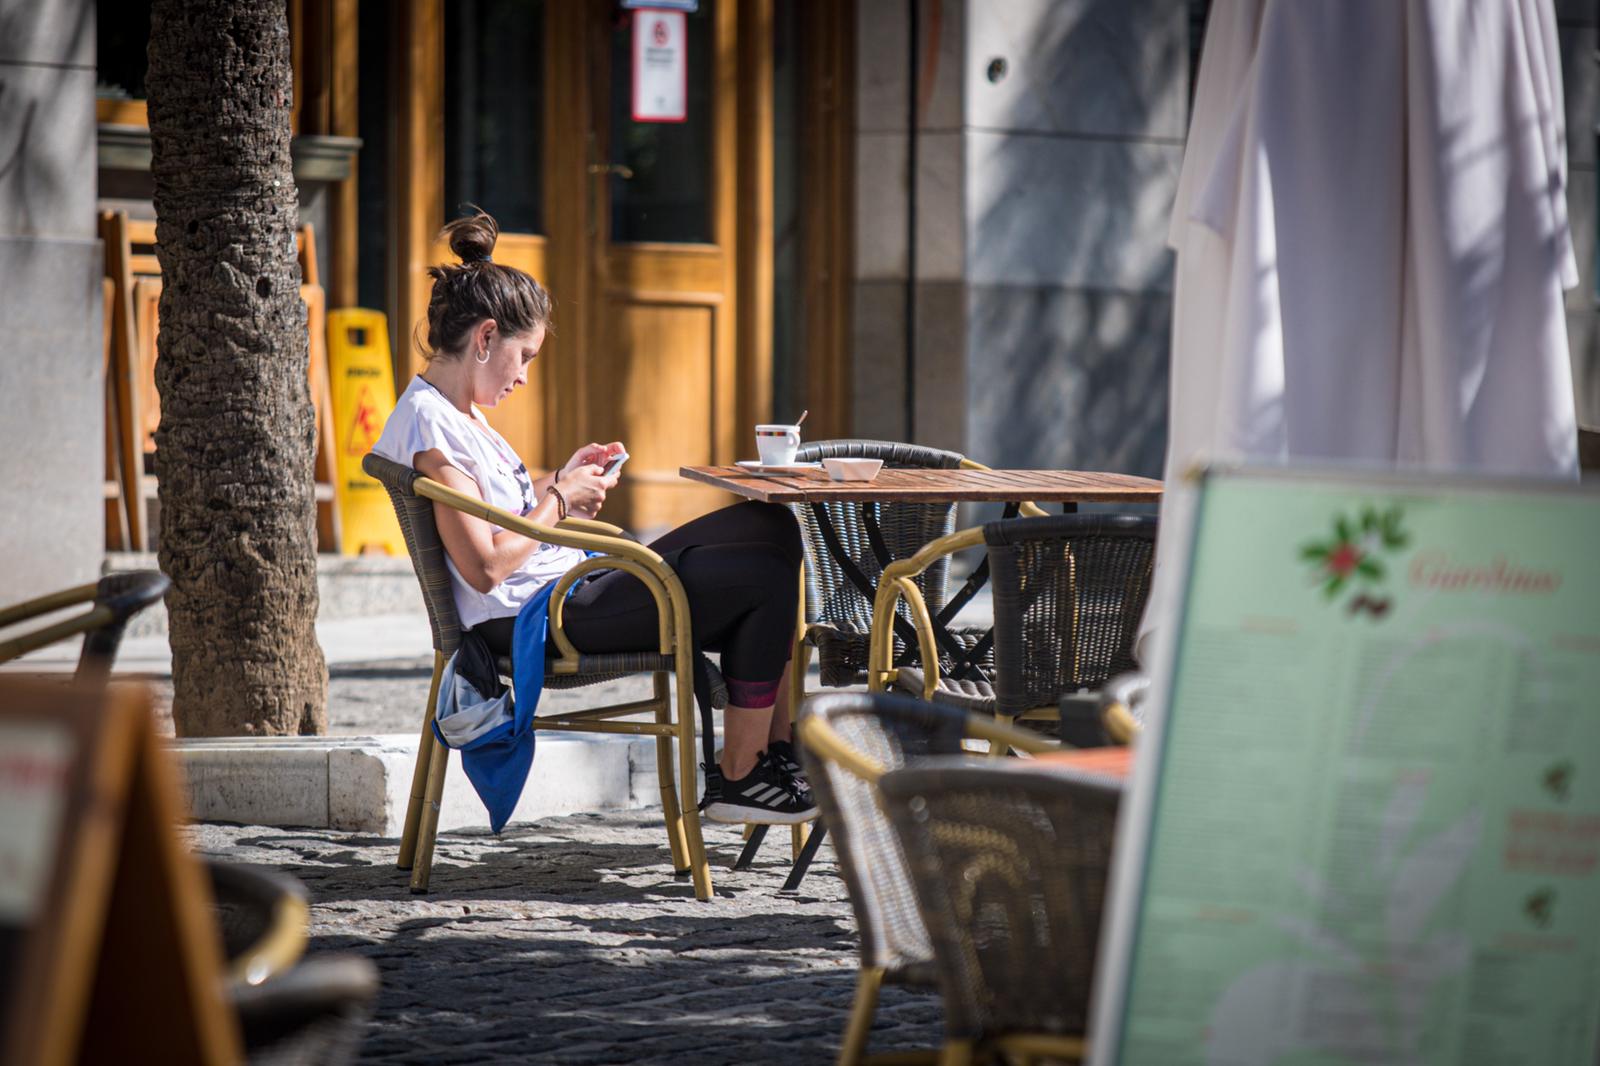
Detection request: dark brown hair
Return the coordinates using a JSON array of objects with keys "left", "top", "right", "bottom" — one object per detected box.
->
[{"left": 420, "top": 208, "right": 553, "bottom": 360}]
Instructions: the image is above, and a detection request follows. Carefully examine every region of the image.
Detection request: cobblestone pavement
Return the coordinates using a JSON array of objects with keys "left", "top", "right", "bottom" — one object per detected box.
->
[{"left": 195, "top": 811, "right": 943, "bottom": 1065}]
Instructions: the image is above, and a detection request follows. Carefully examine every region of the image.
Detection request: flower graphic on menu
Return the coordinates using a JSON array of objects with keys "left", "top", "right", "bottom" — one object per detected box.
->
[
  {"left": 1299, "top": 506, "right": 1409, "bottom": 618},
  {"left": 1524, "top": 887, "right": 1556, "bottom": 929},
  {"left": 1542, "top": 761, "right": 1573, "bottom": 802}
]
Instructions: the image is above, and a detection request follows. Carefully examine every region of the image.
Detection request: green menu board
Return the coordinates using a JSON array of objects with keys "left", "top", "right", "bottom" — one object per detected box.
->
[{"left": 1091, "top": 467, "right": 1600, "bottom": 1066}]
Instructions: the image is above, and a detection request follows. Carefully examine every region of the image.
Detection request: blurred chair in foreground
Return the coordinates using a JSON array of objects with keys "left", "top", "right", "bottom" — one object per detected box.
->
[
  {"left": 797, "top": 692, "right": 1057, "bottom": 1066},
  {"left": 878, "top": 760, "right": 1122, "bottom": 1066},
  {"left": 0, "top": 570, "right": 169, "bottom": 680},
  {"left": 209, "top": 861, "right": 379, "bottom": 1066}
]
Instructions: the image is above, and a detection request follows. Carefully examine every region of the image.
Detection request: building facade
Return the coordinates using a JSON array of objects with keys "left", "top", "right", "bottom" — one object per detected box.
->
[{"left": 1, "top": 0, "right": 1595, "bottom": 604}]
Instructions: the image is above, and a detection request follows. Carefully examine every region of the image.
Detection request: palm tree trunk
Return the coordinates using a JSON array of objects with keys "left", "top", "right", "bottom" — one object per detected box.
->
[{"left": 146, "top": 0, "right": 328, "bottom": 735}]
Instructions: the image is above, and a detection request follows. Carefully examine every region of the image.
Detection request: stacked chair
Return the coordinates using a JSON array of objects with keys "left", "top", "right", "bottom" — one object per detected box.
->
[
  {"left": 796, "top": 692, "right": 1058, "bottom": 1065},
  {"left": 99, "top": 211, "right": 340, "bottom": 552}
]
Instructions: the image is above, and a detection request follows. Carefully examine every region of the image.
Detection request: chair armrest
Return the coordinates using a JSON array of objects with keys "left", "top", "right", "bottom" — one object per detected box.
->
[
  {"left": 414, "top": 476, "right": 695, "bottom": 664},
  {"left": 558, "top": 516, "right": 627, "bottom": 537},
  {"left": 866, "top": 526, "right": 985, "bottom": 694},
  {"left": 413, "top": 476, "right": 663, "bottom": 566}
]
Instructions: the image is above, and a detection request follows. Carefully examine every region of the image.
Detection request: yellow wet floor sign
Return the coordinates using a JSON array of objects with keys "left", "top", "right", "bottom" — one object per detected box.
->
[{"left": 327, "top": 309, "right": 405, "bottom": 556}]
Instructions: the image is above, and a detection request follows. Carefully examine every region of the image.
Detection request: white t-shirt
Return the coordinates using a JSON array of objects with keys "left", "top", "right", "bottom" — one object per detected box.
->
[{"left": 374, "top": 376, "right": 585, "bottom": 630}]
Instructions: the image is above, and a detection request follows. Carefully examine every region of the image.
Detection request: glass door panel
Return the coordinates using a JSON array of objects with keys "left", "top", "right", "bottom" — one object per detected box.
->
[
  {"left": 604, "top": 2, "right": 715, "bottom": 245},
  {"left": 445, "top": 0, "right": 546, "bottom": 233},
  {"left": 442, "top": 0, "right": 549, "bottom": 466}
]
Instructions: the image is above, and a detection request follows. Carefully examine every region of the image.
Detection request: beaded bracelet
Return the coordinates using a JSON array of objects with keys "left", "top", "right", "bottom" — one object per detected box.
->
[{"left": 547, "top": 484, "right": 569, "bottom": 522}]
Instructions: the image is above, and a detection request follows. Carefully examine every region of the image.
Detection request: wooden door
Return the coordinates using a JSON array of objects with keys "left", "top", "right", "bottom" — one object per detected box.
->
[
  {"left": 580, "top": 1, "right": 741, "bottom": 534},
  {"left": 432, "top": 0, "right": 552, "bottom": 472}
]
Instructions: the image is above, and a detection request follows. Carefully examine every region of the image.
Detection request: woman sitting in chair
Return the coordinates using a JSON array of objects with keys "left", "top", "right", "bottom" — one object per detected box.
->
[{"left": 373, "top": 210, "right": 814, "bottom": 825}]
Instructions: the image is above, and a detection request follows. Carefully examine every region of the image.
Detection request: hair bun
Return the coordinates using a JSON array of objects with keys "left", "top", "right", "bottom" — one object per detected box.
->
[{"left": 441, "top": 207, "right": 498, "bottom": 267}]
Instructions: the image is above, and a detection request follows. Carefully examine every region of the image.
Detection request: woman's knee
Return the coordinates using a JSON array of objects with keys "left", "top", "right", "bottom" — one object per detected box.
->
[{"left": 737, "top": 501, "right": 803, "bottom": 564}]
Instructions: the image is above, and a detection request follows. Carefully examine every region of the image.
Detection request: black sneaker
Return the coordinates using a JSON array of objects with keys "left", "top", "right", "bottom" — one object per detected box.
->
[
  {"left": 704, "top": 752, "right": 817, "bottom": 825},
  {"left": 766, "top": 739, "right": 809, "bottom": 789}
]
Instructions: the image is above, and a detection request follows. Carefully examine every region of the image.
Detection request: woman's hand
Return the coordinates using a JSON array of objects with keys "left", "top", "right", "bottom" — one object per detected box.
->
[
  {"left": 556, "top": 463, "right": 620, "bottom": 519},
  {"left": 562, "top": 441, "right": 625, "bottom": 480}
]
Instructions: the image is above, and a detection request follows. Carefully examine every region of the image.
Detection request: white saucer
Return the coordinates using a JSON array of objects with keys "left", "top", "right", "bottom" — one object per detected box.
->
[{"left": 736, "top": 459, "right": 823, "bottom": 473}]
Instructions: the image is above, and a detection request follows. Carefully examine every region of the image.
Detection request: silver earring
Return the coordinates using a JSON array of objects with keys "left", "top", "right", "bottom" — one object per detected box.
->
[{"left": 475, "top": 346, "right": 490, "bottom": 364}]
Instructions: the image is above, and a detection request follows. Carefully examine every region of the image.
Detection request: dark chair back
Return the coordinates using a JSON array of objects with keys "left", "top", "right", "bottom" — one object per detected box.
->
[
  {"left": 878, "top": 760, "right": 1121, "bottom": 1041},
  {"left": 799, "top": 692, "right": 973, "bottom": 974},
  {"left": 983, "top": 514, "right": 1156, "bottom": 714},
  {"left": 793, "top": 440, "right": 968, "bottom": 683},
  {"left": 0, "top": 570, "right": 170, "bottom": 682},
  {"left": 362, "top": 452, "right": 462, "bottom": 655}
]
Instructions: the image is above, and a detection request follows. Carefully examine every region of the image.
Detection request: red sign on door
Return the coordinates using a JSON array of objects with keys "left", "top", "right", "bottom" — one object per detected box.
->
[{"left": 632, "top": 10, "right": 687, "bottom": 123}]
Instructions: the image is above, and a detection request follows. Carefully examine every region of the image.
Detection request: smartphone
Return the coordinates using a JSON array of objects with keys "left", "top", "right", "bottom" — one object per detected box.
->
[{"left": 601, "top": 451, "right": 629, "bottom": 478}]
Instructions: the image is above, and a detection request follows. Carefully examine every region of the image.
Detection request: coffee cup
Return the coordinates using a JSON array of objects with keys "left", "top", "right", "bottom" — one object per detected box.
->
[{"left": 756, "top": 424, "right": 801, "bottom": 466}]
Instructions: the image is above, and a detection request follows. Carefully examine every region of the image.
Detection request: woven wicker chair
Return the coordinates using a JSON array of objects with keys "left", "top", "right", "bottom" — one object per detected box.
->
[
  {"left": 877, "top": 760, "right": 1122, "bottom": 1065},
  {"left": 1099, "top": 671, "right": 1149, "bottom": 745},
  {"left": 208, "top": 860, "right": 378, "bottom": 1065},
  {"left": 868, "top": 515, "right": 1156, "bottom": 747},
  {"left": 0, "top": 570, "right": 169, "bottom": 681},
  {"left": 790, "top": 440, "right": 999, "bottom": 691},
  {"left": 362, "top": 452, "right": 723, "bottom": 900},
  {"left": 796, "top": 692, "right": 1059, "bottom": 1066}
]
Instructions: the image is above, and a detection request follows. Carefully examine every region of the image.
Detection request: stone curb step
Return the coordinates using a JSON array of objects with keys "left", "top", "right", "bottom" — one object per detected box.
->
[{"left": 174, "top": 731, "right": 708, "bottom": 837}]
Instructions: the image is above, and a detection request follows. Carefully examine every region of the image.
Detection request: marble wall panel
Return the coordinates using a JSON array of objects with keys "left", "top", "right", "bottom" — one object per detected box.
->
[
  {"left": 852, "top": 280, "right": 909, "bottom": 440},
  {"left": 918, "top": 0, "right": 966, "bottom": 132},
  {"left": 1572, "top": 310, "right": 1600, "bottom": 427},
  {"left": 965, "top": 131, "right": 1179, "bottom": 292},
  {"left": 965, "top": 284, "right": 1170, "bottom": 476},
  {"left": 0, "top": 0, "right": 92, "bottom": 67},
  {"left": 1560, "top": 23, "right": 1596, "bottom": 169},
  {"left": 0, "top": 62, "right": 95, "bottom": 239},
  {"left": 0, "top": 237, "right": 103, "bottom": 603},
  {"left": 1555, "top": 0, "right": 1597, "bottom": 25},
  {"left": 965, "top": 0, "right": 1187, "bottom": 141},
  {"left": 856, "top": 132, "right": 909, "bottom": 279},
  {"left": 858, "top": 0, "right": 910, "bottom": 134},
  {"left": 914, "top": 131, "right": 964, "bottom": 282},
  {"left": 912, "top": 280, "right": 967, "bottom": 453},
  {"left": 1567, "top": 165, "right": 1595, "bottom": 313}
]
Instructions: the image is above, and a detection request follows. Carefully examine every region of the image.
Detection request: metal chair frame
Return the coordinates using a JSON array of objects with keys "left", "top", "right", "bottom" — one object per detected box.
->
[{"left": 363, "top": 453, "right": 719, "bottom": 900}]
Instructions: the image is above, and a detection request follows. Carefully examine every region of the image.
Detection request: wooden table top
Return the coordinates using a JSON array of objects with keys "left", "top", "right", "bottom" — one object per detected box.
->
[{"left": 679, "top": 465, "right": 1163, "bottom": 504}]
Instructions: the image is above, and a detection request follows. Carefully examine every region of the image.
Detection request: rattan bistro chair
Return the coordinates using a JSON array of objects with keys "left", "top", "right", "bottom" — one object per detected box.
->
[
  {"left": 362, "top": 452, "right": 720, "bottom": 900},
  {"left": 208, "top": 861, "right": 379, "bottom": 1065},
  {"left": 791, "top": 440, "right": 1020, "bottom": 692},
  {"left": 878, "top": 761, "right": 1122, "bottom": 1065},
  {"left": 0, "top": 570, "right": 170, "bottom": 680},
  {"left": 796, "top": 692, "right": 1058, "bottom": 1066},
  {"left": 869, "top": 515, "right": 1156, "bottom": 746}
]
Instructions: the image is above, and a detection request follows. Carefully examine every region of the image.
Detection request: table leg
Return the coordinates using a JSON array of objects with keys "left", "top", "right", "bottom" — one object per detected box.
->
[{"left": 781, "top": 821, "right": 828, "bottom": 892}]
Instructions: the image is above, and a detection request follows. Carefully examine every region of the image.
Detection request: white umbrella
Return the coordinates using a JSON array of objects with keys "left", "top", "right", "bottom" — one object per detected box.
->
[{"left": 1140, "top": 0, "right": 1580, "bottom": 659}]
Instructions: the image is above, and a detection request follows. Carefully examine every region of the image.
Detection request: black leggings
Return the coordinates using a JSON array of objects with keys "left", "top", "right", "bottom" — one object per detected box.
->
[{"left": 476, "top": 502, "right": 803, "bottom": 708}]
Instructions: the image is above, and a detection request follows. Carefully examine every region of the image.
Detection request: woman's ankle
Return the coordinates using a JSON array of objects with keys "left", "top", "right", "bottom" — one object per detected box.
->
[{"left": 720, "top": 750, "right": 761, "bottom": 781}]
